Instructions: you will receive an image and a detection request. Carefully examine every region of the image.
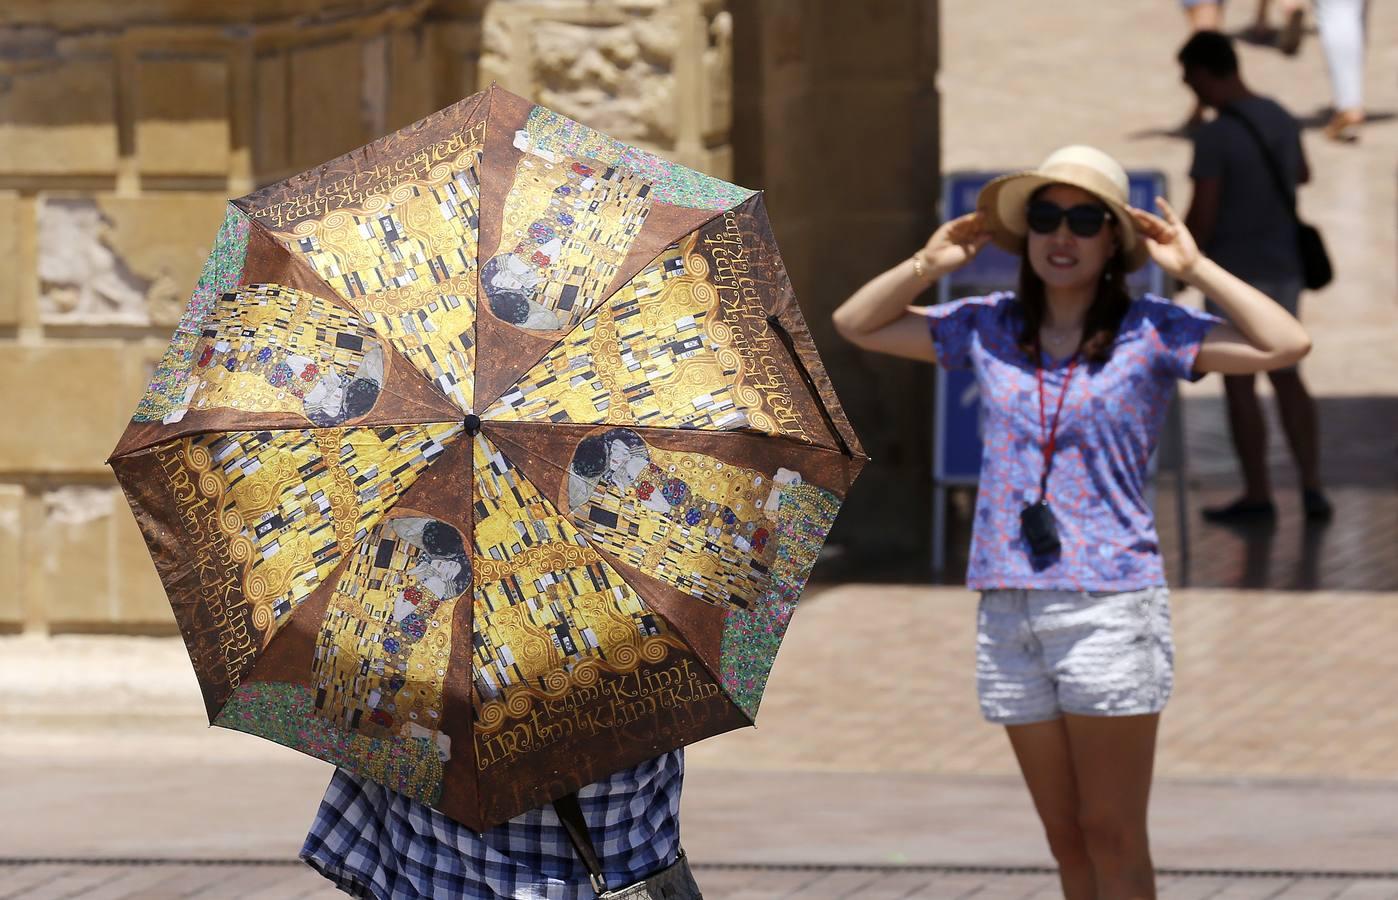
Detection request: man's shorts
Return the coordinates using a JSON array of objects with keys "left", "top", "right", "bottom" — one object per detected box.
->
[
  {"left": 1207, "top": 277, "right": 1303, "bottom": 373},
  {"left": 1206, "top": 277, "right": 1301, "bottom": 319},
  {"left": 975, "top": 587, "right": 1175, "bottom": 725}
]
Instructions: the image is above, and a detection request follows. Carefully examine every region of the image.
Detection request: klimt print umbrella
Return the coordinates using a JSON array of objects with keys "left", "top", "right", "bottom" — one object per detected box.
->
[{"left": 109, "top": 85, "right": 866, "bottom": 829}]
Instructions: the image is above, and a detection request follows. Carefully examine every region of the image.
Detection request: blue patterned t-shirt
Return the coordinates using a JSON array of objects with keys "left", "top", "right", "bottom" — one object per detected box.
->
[{"left": 927, "top": 293, "right": 1220, "bottom": 591}]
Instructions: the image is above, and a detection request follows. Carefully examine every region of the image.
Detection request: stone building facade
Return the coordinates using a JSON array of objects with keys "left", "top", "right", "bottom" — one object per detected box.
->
[{"left": 0, "top": 0, "right": 938, "bottom": 633}]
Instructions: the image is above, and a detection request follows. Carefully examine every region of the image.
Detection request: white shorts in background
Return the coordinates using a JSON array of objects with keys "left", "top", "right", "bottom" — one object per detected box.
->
[{"left": 975, "top": 587, "right": 1175, "bottom": 726}]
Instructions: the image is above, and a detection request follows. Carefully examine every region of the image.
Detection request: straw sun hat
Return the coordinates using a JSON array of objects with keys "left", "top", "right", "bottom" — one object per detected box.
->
[{"left": 976, "top": 145, "right": 1149, "bottom": 272}]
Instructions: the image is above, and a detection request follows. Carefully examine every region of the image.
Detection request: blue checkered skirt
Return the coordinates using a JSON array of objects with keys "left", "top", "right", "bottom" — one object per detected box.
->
[{"left": 300, "top": 750, "right": 683, "bottom": 899}]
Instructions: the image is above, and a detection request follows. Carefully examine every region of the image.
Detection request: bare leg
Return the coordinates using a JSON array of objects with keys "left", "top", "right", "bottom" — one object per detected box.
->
[
  {"left": 1223, "top": 373, "right": 1271, "bottom": 501},
  {"left": 1007, "top": 720, "right": 1096, "bottom": 900},
  {"left": 1246, "top": 0, "right": 1276, "bottom": 39},
  {"left": 1186, "top": 2, "right": 1224, "bottom": 29},
  {"left": 1267, "top": 370, "right": 1321, "bottom": 490},
  {"left": 1316, "top": 0, "right": 1368, "bottom": 140},
  {"left": 1064, "top": 713, "right": 1161, "bottom": 900}
]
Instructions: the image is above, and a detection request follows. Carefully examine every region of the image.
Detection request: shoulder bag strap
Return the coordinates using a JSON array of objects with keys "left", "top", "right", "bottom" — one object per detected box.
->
[
  {"left": 1218, "top": 105, "right": 1300, "bottom": 221},
  {"left": 553, "top": 793, "right": 611, "bottom": 895}
]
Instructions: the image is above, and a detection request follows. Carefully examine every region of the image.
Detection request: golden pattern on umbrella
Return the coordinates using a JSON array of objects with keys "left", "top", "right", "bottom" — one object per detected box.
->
[{"left": 109, "top": 85, "right": 865, "bottom": 830}]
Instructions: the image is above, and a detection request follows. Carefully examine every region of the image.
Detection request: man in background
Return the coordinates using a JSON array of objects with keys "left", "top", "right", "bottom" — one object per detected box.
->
[{"left": 1178, "top": 30, "right": 1332, "bottom": 523}]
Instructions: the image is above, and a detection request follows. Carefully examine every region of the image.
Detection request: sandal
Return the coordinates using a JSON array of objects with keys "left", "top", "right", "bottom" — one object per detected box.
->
[{"left": 1324, "top": 110, "right": 1364, "bottom": 143}]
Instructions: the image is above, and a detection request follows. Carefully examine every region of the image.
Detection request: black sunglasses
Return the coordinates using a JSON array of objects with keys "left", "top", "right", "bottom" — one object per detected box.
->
[{"left": 1025, "top": 200, "right": 1114, "bottom": 238}]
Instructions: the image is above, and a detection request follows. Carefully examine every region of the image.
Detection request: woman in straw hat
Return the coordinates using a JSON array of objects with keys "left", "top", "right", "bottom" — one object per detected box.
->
[{"left": 833, "top": 145, "right": 1310, "bottom": 899}]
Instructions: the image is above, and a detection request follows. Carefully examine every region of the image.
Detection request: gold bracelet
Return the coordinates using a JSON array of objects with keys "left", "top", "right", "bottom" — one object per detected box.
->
[{"left": 911, "top": 251, "right": 932, "bottom": 282}]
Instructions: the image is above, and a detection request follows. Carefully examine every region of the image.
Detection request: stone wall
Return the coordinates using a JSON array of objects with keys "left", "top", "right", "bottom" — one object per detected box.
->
[
  {"left": 0, "top": 1, "right": 489, "bottom": 632},
  {"left": 0, "top": 0, "right": 938, "bottom": 633}
]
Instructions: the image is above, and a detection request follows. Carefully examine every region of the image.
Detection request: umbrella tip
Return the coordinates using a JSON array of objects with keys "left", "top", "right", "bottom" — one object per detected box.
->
[{"left": 464, "top": 414, "right": 481, "bottom": 436}]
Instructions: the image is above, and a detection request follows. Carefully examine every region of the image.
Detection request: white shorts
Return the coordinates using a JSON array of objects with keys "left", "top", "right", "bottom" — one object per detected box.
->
[{"left": 976, "top": 587, "right": 1175, "bottom": 725}]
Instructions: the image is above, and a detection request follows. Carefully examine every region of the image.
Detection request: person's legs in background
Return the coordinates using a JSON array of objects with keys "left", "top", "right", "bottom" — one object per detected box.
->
[
  {"left": 1314, "top": 0, "right": 1368, "bottom": 141},
  {"left": 1183, "top": 0, "right": 1225, "bottom": 30},
  {"left": 1206, "top": 372, "right": 1277, "bottom": 520},
  {"left": 1268, "top": 367, "right": 1332, "bottom": 518},
  {"left": 1248, "top": 0, "right": 1306, "bottom": 54},
  {"left": 1205, "top": 280, "right": 1330, "bottom": 522}
]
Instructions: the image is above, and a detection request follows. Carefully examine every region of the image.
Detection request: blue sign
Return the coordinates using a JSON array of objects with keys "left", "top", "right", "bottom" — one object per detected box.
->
[{"left": 933, "top": 170, "right": 1168, "bottom": 484}]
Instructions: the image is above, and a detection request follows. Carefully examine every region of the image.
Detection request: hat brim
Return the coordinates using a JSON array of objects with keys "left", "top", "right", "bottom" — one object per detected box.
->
[{"left": 976, "top": 171, "right": 1149, "bottom": 272}]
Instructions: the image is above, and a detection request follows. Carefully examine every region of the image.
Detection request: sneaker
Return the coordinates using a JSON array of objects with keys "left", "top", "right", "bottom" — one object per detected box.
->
[
  {"left": 1303, "top": 489, "right": 1334, "bottom": 522},
  {"left": 1202, "top": 497, "right": 1277, "bottom": 523}
]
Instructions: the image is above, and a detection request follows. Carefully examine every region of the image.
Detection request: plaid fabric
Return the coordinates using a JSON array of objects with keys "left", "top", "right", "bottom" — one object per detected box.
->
[{"left": 301, "top": 750, "right": 683, "bottom": 899}]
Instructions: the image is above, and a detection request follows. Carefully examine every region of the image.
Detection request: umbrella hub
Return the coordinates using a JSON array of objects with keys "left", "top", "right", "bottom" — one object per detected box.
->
[{"left": 464, "top": 414, "right": 481, "bottom": 436}]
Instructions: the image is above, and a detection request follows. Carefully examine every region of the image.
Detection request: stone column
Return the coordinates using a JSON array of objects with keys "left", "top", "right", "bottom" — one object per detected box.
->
[{"left": 729, "top": 0, "right": 941, "bottom": 575}]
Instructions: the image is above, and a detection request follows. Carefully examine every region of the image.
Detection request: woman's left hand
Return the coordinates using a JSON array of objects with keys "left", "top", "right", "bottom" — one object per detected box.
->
[{"left": 1129, "top": 196, "right": 1203, "bottom": 281}]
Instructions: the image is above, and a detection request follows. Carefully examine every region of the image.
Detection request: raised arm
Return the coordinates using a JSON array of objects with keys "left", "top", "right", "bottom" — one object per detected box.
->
[
  {"left": 1129, "top": 198, "right": 1311, "bottom": 375},
  {"left": 831, "top": 212, "right": 992, "bottom": 363}
]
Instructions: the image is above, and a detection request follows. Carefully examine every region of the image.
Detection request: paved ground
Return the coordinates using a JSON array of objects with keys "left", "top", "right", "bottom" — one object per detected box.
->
[
  {"left": 5, "top": 581, "right": 1398, "bottom": 895},
  {"left": 3, "top": 862, "right": 1398, "bottom": 900},
  {"left": 3, "top": 2, "right": 1395, "bottom": 898}
]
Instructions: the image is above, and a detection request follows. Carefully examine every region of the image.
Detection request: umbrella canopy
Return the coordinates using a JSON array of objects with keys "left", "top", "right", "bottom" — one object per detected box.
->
[{"left": 109, "top": 85, "right": 865, "bottom": 829}]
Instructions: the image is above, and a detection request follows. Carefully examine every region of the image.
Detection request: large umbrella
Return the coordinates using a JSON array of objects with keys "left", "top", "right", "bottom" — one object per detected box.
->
[{"left": 109, "top": 85, "right": 865, "bottom": 829}]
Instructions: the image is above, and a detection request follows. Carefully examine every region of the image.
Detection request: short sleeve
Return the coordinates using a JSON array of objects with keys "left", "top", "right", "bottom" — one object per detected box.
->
[
  {"left": 925, "top": 294, "right": 1002, "bottom": 371},
  {"left": 1140, "top": 296, "right": 1222, "bottom": 381},
  {"left": 1189, "top": 122, "right": 1226, "bottom": 181}
]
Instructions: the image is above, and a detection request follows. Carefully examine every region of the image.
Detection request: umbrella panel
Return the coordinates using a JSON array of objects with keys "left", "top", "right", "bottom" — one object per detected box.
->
[
  {"left": 481, "top": 198, "right": 858, "bottom": 454},
  {"left": 111, "top": 423, "right": 464, "bottom": 718},
  {"left": 468, "top": 86, "right": 740, "bottom": 413}
]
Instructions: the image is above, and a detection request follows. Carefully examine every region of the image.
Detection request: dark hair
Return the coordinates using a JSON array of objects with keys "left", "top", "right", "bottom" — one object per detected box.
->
[
  {"left": 1177, "top": 30, "right": 1238, "bottom": 78},
  {"left": 570, "top": 428, "right": 646, "bottom": 479},
  {"left": 1016, "top": 189, "right": 1131, "bottom": 364},
  {"left": 422, "top": 520, "right": 465, "bottom": 557},
  {"left": 487, "top": 286, "right": 531, "bottom": 325},
  {"left": 571, "top": 436, "right": 608, "bottom": 478},
  {"left": 420, "top": 520, "right": 471, "bottom": 596},
  {"left": 482, "top": 255, "right": 533, "bottom": 325},
  {"left": 344, "top": 377, "right": 380, "bottom": 418}
]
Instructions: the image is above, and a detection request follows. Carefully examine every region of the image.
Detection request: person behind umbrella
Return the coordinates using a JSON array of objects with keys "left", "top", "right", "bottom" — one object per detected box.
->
[
  {"left": 302, "top": 515, "right": 685, "bottom": 899},
  {"left": 832, "top": 146, "right": 1310, "bottom": 900}
]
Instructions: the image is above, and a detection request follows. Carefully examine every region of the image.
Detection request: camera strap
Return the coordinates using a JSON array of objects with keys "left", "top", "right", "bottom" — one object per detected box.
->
[{"left": 1035, "top": 348, "right": 1079, "bottom": 503}]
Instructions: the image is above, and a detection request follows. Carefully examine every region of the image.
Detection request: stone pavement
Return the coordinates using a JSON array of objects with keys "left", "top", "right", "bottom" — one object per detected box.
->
[
  {"left": 5, "top": 579, "right": 1398, "bottom": 895},
  {"left": 3, "top": 862, "right": 1398, "bottom": 900}
]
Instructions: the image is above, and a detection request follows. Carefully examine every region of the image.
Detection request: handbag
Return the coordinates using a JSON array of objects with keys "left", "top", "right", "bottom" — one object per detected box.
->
[
  {"left": 553, "top": 793, "right": 703, "bottom": 899},
  {"left": 1220, "top": 105, "right": 1333, "bottom": 291}
]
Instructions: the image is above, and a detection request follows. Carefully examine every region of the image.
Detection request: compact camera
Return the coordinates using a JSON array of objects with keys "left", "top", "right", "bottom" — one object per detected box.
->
[{"left": 1020, "top": 500, "right": 1062, "bottom": 557}]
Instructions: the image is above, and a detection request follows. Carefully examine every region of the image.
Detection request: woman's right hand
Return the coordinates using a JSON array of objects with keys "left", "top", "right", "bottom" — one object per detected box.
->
[{"left": 918, "top": 212, "right": 993, "bottom": 275}]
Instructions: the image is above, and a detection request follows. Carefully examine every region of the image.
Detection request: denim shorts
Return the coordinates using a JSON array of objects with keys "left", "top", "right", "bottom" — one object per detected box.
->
[{"left": 976, "top": 587, "right": 1175, "bottom": 725}]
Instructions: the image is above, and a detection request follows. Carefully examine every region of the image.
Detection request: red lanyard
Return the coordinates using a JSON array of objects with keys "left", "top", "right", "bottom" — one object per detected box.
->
[{"left": 1035, "top": 351, "right": 1078, "bottom": 502}]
